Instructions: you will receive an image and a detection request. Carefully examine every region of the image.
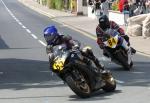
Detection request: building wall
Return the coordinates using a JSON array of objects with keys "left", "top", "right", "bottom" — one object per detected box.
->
[{"left": 76, "top": 0, "right": 88, "bottom": 15}]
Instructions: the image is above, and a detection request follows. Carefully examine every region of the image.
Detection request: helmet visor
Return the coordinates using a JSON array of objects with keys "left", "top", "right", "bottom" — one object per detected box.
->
[{"left": 45, "top": 35, "right": 59, "bottom": 44}]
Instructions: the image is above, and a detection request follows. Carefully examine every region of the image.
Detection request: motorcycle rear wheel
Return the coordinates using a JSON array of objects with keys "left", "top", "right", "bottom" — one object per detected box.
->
[{"left": 102, "top": 74, "right": 116, "bottom": 92}]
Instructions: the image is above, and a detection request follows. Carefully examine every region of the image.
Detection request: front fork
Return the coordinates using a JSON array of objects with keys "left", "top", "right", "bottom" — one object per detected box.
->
[{"left": 119, "top": 37, "right": 132, "bottom": 65}]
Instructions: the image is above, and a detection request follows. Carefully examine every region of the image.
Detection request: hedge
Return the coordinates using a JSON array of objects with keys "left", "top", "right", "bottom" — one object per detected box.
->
[{"left": 46, "top": 0, "right": 64, "bottom": 10}]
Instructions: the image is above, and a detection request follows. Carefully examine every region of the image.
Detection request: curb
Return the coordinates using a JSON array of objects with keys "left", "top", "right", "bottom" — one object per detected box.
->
[{"left": 19, "top": 0, "right": 150, "bottom": 57}]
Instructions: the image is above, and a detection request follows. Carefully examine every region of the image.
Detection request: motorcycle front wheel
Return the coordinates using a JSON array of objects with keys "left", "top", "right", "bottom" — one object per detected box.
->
[
  {"left": 65, "top": 65, "right": 94, "bottom": 98},
  {"left": 116, "top": 51, "right": 133, "bottom": 70}
]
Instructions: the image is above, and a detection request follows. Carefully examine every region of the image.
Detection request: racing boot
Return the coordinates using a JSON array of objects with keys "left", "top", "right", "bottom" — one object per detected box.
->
[
  {"left": 93, "top": 57, "right": 105, "bottom": 73},
  {"left": 123, "top": 37, "right": 136, "bottom": 55},
  {"left": 131, "top": 47, "right": 136, "bottom": 54},
  {"left": 122, "top": 39, "right": 130, "bottom": 52}
]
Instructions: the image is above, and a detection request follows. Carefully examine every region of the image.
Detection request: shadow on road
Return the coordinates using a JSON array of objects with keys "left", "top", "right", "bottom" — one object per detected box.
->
[
  {"left": 68, "top": 90, "right": 122, "bottom": 101},
  {"left": 0, "top": 58, "right": 65, "bottom": 90},
  {"left": 109, "top": 61, "right": 150, "bottom": 87},
  {"left": 0, "top": 36, "right": 9, "bottom": 49}
]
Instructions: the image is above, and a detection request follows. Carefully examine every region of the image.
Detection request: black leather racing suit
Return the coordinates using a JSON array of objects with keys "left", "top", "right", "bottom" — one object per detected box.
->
[{"left": 46, "top": 35, "right": 104, "bottom": 71}]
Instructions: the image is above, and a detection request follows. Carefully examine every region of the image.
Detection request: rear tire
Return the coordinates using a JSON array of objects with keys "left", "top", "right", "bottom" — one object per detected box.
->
[
  {"left": 102, "top": 73, "right": 116, "bottom": 92},
  {"left": 102, "top": 80, "right": 116, "bottom": 92}
]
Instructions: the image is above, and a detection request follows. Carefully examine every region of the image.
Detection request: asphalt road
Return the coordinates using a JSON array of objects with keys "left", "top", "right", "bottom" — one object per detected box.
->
[{"left": 0, "top": 0, "right": 150, "bottom": 103}]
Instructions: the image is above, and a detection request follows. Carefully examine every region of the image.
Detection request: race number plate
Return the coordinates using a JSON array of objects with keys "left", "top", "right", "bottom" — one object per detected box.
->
[
  {"left": 107, "top": 37, "right": 118, "bottom": 48},
  {"left": 53, "top": 58, "right": 65, "bottom": 71}
]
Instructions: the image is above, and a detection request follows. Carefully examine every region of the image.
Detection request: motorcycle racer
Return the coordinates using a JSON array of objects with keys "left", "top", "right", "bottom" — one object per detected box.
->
[
  {"left": 43, "top": 25, "right": 104, "bottom": 72},
  {"left": 96, "top": 15, "right": 136, "bottom": 55}
]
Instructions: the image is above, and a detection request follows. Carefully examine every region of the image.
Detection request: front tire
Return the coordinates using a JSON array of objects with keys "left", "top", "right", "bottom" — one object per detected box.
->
[
  {"left": 65, "top": 64, "right": 95, "bottom": 98},
  {"left": 116, "top": 51, "right": 133, "bottom": 70},
  {"left": 65, "top": 75, "right": 91, "bottom": 98}
]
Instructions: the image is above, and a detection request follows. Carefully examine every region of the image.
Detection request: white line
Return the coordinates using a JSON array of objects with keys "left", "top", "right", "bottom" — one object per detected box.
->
[
  {"left": 0, "top": 72, "right": 3, "bottom": 75},
  {"left": 116, "top": 79, "right": 125, "bottom": 84},
  {"left": 18, "top": 22, "right": 23, "bottom": 26},
  {"left": 26, "top": 29, "right": 31, "bottom": 33},
  {"left": 15, "top": 19, "right": 19, "bottom": 22},
  {"left": 13, "top": 17, "right": 17, "bottom": 20},
  {"left": 38, "top": 40, "right": 46, "bottom": 46},
  {"left": 9, "top": 12, "right": 13, "bottom": 15},
  {"left": 12, "top": 15, "right": 15, "bottom": 18},
  {"left": 22, "top": 25, "right": 26, "bottom": 29},
  {"left": 62, "top": 24, "right": 69, "bottom": 27},
  {"left": 1, "top": 0, "right": 8, "bottom": 10},
  {"left": 31, "top": 34, "right": 38, "bottom": 39}
]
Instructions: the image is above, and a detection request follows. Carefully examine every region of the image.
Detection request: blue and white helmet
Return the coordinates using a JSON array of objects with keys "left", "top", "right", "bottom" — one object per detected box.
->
[{"left": 43, "top": 25, "right": 60, "bottom": 45}]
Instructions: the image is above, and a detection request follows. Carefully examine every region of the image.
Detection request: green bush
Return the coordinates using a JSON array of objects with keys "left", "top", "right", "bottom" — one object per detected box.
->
[
  {"left": 42, "top": 0, "right": 47, "bottom": 6},
  {"left": 47, "top": 0, "right": 55, "bottom": 9},
  {"left": 55, "top": 0, "right": 63, "bottom": 10},
  {"left": 46, "top": 0, "right": 63, "bottom": 10},
  {"left": 111, "top": 1, "right": 119, "bottom": 11}
]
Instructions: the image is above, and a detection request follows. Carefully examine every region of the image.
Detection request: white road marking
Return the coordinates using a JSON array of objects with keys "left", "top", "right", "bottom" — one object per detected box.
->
[
  {"left": 31, "top": 34, "right": 38, "bottom": 39},
  {"left": 22, "top": 25, "right": 26, "bottom": 29},
  {"left": 26, "top": 29, "right": 31, "bottom": 33},
  {"left": 13, "top": 17, "right": 17, "bottom": 20},
  {"left": 18, "top": 22, "right": 23, "bottom": 26},
  {"left": 0, "top": 72, "right": 3, "bottom": 75},
  {"left": 116, "top": 79, "right": 125, "bottom": 84},
  {"left": 15, "top": 19, "right": 19, "bottom": 22},
  {"left": 62, "top": 24, "right": 69, "bottom": 27},
  {"left": 12, "top": 15, "right": 15, "bottom": 18},
  {"left": 38, "top": 40, "right": 46, "bottom": 46},
  {"left": 9, "top": 12, "right": 13, "bottom": 15}
]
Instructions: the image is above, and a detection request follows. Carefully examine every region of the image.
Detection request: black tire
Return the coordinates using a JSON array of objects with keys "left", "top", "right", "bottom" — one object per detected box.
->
[
  {"left": 116, "top": 51, "right": 133, "bottom": 71},
  {"left": 65, "top": 64, "right": 95, "bottom": 98},
  {"left": 102, "top": 74, "right": 116, "bottom": 92}
]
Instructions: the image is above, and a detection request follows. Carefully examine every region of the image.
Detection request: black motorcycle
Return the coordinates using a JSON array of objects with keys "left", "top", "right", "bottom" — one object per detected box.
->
[{"left": 50, "top": 43, "right": 116, "bottom": 98}]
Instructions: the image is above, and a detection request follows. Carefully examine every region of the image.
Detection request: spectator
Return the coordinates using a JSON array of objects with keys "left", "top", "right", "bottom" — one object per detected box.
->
[
  {"left": 93, "top": 0, "right": 101, "bottom": 19},
  {"left": 88, "top": 0, "right": 94, "bottom": 5},
  {"left": 128, "top": 0, "right": 137, "bottom": 17},
  {"left": 136, "top": 0, "right": 140, "bottom": 5},
  {"left": 101, "top": 0, "right": 109, "bottom": 17},
  {"left": 119, "top": 0, "right": 126, "bottom": 12},
  {"left": 145, "top": 0, "right": 150, "bottom": 13},
  {"left": 123, "top": 0, "right": 130, "bottom": 25},
  {"left": 95, "top": 0, "right": 101, "bottom": 10},
  {"left": 133, "top": 0, "right": 146, "bottom": 15},
  {"left": 118, "top": 0, "right": 129, "bottom": 25}
]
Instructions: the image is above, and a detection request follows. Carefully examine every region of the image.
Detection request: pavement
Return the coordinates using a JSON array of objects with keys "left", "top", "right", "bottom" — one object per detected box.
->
[{"left": 18, "top": 0, "right": 150, "bottom": 56}]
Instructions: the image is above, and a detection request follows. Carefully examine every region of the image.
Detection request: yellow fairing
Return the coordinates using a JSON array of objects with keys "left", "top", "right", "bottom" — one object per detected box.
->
[
  {"left": 107, "top": 36, "right": 118, "bottom": 48},
  {"left": 53, "top": 58, "right": 65, "bottom": 71}
]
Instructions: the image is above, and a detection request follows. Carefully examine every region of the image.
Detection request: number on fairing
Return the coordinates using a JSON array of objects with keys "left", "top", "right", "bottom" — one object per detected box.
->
[
  {"left": 107, "top": 38, "right": 117, "bottom": 48},
  {"left": 53, "top": 58, "right": 65, "bottom": 71}
]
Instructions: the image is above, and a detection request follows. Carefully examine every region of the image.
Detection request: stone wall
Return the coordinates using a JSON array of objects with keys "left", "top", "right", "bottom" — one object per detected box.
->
[{"left": 126, "top": 14, "right": 150, "bottom": 37}]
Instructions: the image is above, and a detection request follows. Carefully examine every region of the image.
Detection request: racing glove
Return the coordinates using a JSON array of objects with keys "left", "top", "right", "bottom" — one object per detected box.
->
[
  {"left": 97, "top": 38, "right": 104, "bottom": 49},
  {"left": 121, "top": 35, "right": 129, "bottom": 42}
]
